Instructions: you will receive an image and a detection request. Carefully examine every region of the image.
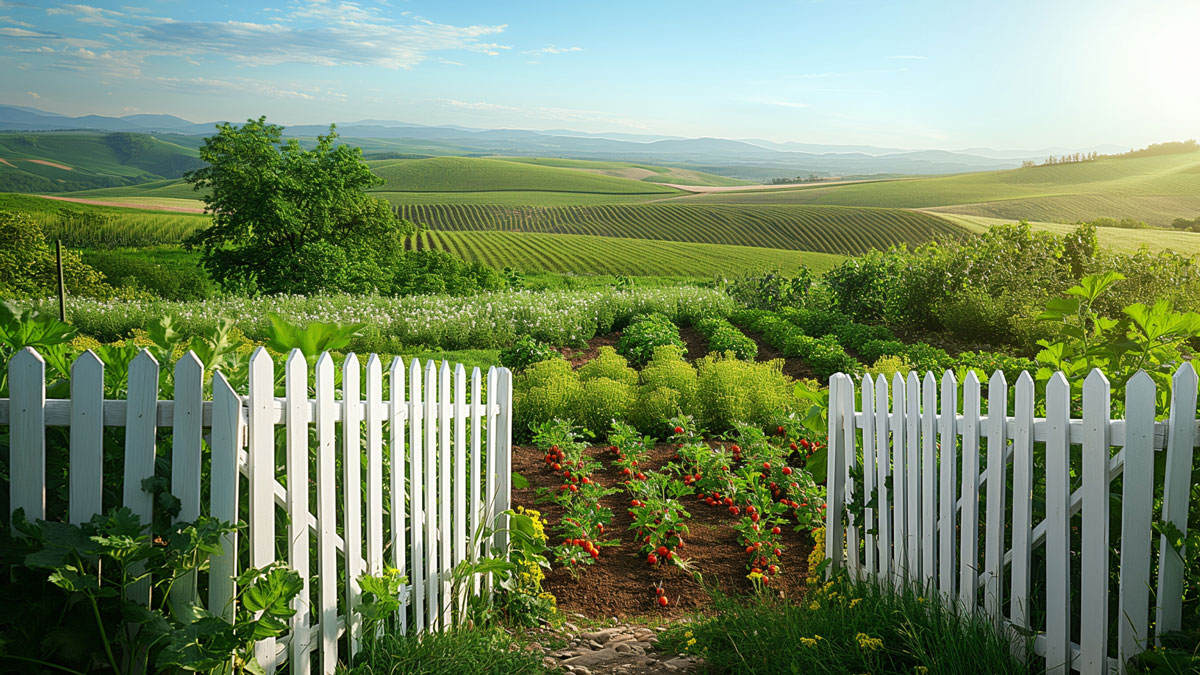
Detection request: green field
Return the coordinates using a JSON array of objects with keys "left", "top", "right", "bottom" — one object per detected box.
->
[
  {"left": 395, "top": 203, "right": 964, "bottom": 254},
  {"left": 680, "top": 150, "right": 1200, "bottom": 227},
  {"left": 495, "top": 157, "right": 755, "bottom": 187},
  {"left": 365, "top": 156, "right": 682, "bottom": 195},
  {"left": 0, "top": 132, "right": 205, "bottom": 193},
  {"left": 935, "top": 212, "right": 1200, "bottom": 256},
  {"left": 409, "top": 230, "right": 844, "bottom": 276}
]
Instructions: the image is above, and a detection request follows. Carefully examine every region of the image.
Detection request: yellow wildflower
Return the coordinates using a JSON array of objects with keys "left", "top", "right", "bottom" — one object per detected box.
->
[
  {"left": 855, "top": 633, "right": 883, "bottom": 651},
  {"left": 687, "top": 638, "right": 697, "bottom": 647},
  {"left": 799, "top": 636, "right": 821, "bottom": 648},
  {"left": 809, "top": 600, "right": 821, "bottom": 610},
  {"left": 849, "top": 597, "right": 862, "bottom": 608},
  {"left": 684, "top": 631, "right": 693, "bottom": 638},
  {"left": 915, "top": 668, "right": 929, "bottom": 674}
]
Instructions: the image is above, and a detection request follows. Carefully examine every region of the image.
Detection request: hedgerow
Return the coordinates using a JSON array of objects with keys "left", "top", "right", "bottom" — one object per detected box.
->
[{"left": 696, "top": 317, "right": 757, "bottom": 360}]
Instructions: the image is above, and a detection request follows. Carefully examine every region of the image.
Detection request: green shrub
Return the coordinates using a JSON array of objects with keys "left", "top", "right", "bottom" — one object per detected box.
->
[
  {"left": 954, "top": 350, "right": 1037, "bottom": 383},
  {"left": 833, "top": 322, "right": 895, "bottom": 352},
  {"left": 866, "top": 354, "right": 914, "bottom": 382},
  {"left": 695, "top": 353, "right": 793, "bottom": 432},
  {"left": 571, "top": 376, "right": 633, "bottom": 436},
  {"left": 902, "top": 342, "right": 953, "bottom": 373},
  {"left": 499, "top": 335, "right": 562, "bottom": 371},
  {"left": 697, "top": 317, "right": 758, "bottom": 360},
  {"left": 630, "top": 386, "right": 684, "bottom": 436},
  {"left": 390, "top": 250, "right": 507, "bottom": 297},
  {"left": 639, "top": 345, "right": 698, "bottom": 410},
  {"left": 859, "top": 339, "right": 907, "bottom": 363},
  {"left": 513, "top": 359, "right": 580, "bottom": 439},
  {"left": 578, "top": 346, "right": 637, "bottom": 386},
  {"left": 781, "top": 307, "right": 851, "bottom": 336},
  {"left": 807, "top": 337, "right": 862, "bottom": 380},
  {"left": 83, "top": 251, "right": 214, "bottom": 301},
  {"left": 729, "top": 308, "right": 774, "bottom": 330},
  {"left": 617, "top": 313, "right": 684, "bottom": 366}
]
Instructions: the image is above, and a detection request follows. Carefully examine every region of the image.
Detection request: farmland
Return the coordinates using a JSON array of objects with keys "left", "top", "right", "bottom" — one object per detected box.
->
[{"left": 394, "top": 203, "right": 964, "bottom": 254}]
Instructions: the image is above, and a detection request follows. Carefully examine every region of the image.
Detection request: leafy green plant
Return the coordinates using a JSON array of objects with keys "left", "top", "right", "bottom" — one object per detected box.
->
[
  {"left": 617, "top": 313, "right": 684, "bottom": 366},
  {"left": 696, "top": 317, "right": 758, "bottom": 360},
  {"left": 264, "top": 312, "right": 365, "bottom": 358},
  {"left": 499, "top": 334, "right": 562, "bottom": 371}
]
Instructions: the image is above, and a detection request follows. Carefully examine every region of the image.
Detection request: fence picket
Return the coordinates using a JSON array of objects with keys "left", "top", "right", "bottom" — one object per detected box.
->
[
  {"left": 285, "top": 351, "right": 312, "bottom": 673},
  {"left": 438, "top": 362, "right": 452, "bottom": 628},
  {"left": 890, "top": 372, "right": 906, "bottom": 582},
  {"left": 315, "top": 354, "right": 338, "bottom": 673},
  {"left": 247, "top": 348, "right": 276, "bottom": 670},
  {"left": 366, "top": 355, "right": 385, "bottom": 580},
  {"left": 470, "top": 367, "right": 483, "bottom": 597},
  {"left": 959, "top": 371, "right": 981, "bottom": 614},
  {"left": 982, "top": 371, "right": 1007, "bottom": 623},
  {"left": 861, "top": 375, "right": 876, "bottom": 579},
  {"left": 1080, "top": 369, "right": 1111, "bottom": 673},
  {"left": 921, "top": 372, "right": 936, "bottom": 589},
  {"left": 454, "top": 364, "right": 467, "bottom": 616},
  {"left": 388, "top": 357, "right": 407, "bottom": 636},
  {"left": 937, "top": 371, "right": 957, "bottom": 601},
  {"left": 496, "top": 369, "right": 514, "bottom": 555},
  {"left": 1119, "top": 371, "right": 1155, "bottom": 666},
  {"left": 124, "top": 350, "right": 159, "bottom": 607},
  {"left": 170, "top": 352, "right": 204, "bottom": 611},
  {"left": 485, "top": 366, "right": 498, "bottom": 592},
  {"left": 409, "top": 359, "right": 426, "bottom": 633},
  {"left": 874, "top": 375, "right": 891, "bottom": 583},
  {"left": 342, "top": 353, "right": 363, "bottom": 657},
  {"left": 1044, "top": 372, "right": 1072, "bottom": 675},
  {"left": 841, "top": 375, "right": 859, "bottom": 579},
  {"left": 1010, "top": 372, "right": 1035, "bottom": 634},
  {"left": 824, "top": 375, "right": 845, "bottom": 574},
  {"left": 424, "top": 360, "right": 439, "bottom": 630},
  {"left": 69, "top": 351, "right": 103, "bottom": 525},
  {"left": 209, "top": 372, "right": 240, "bottom": 622},
  {"left": 1157, "top": 363, "right": 1198, "bottom": 636},
  {"left": 905, "top": 371, "right": 920, "bottom": 582}
]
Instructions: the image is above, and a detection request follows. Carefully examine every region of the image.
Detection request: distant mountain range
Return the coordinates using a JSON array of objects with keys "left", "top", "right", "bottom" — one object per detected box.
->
[{"left": 0, "top": 104, "right": 1129, "bottom": 180}]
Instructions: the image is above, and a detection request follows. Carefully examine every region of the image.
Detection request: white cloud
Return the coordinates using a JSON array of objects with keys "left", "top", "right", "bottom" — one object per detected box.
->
[
  {"left": 440, "top": 99, "right": 519, "bottom": 112},
  {"left": 26, "top": 90, "right": 39, "bottom": 99},
  {"left": 439, "top": 58, "right": 463, "bottom": 66},
  {"left": 523, "top": 45, "right": 582, "bottom": 56},
  {"left": 0, "top": 26, "right": 55, "bottom": 37},
  {"left": 46, "top": 4, "right": 124, "bottom": 27}
]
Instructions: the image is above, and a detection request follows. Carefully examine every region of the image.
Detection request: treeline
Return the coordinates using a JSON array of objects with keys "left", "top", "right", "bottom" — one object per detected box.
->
[
  {"left": 767, "top": 174, "right": 829, "bottom": 184},
  {"left": 1019, "top": 139, "right": 1198, "bottom": 169},
  {"left": 1172, "top": 215, "right": 1200, "bottom": 233}
]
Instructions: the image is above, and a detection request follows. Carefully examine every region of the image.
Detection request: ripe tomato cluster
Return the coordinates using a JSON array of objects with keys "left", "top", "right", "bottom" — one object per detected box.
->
[
  {"left": 612, "top": 422, "right": 692, "bottom": 568},
  {"left": 533, "top": 420, "right": 617, "bottom": 574}
]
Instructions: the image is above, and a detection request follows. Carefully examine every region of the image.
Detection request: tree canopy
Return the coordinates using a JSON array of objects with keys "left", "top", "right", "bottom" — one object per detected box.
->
[{"left": 184, "top": 118, "right": 417, "bottom": 295}]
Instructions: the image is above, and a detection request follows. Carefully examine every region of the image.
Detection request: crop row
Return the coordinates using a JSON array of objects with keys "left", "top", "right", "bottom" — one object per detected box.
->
[{"left": 395, "top": 203, "right": 966, "bottom": 255}]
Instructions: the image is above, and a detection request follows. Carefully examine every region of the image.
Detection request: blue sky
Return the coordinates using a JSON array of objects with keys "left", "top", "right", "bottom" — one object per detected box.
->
[{"left": 1, "top": 0, "right": 1197, "bottom": 150}]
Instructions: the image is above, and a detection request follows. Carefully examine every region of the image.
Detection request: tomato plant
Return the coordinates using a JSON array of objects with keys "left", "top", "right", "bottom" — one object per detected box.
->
[{"left": 627, "top": 472, "right": 693, "bottom": 568}]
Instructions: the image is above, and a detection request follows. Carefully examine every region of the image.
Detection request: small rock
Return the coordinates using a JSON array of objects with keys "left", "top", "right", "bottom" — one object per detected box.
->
[
  {"left": 664, "top": 656, "right": 696, "bottom": 670},
  {"left": 609, "top": 616, "right": 619, "bottom": 625},
  {"left": 542, "top": 657, "right": 557, "bottom": 669},
  {"left": 614, "top": 642, "right": 632, "bottom": 653},
  {"left": 588, "top": 640, "right": 603, "bottom": 650}
]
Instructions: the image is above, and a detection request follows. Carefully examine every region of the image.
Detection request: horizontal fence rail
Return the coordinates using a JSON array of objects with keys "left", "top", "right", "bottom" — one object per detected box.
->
[
  {"left": 823, "top": 366, "right": 1198, "bottom": 675},
  {"left": 2, "top": 346, "right": 514, "bottom": 674}
]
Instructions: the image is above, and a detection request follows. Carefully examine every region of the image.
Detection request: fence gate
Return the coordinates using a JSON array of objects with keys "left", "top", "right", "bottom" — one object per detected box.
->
[
  {"left": 1, "top": 346, "right": 514, "bottom": 674},
  {"left": 823, "top": 366, "right": 1198, "bottom": 675}
]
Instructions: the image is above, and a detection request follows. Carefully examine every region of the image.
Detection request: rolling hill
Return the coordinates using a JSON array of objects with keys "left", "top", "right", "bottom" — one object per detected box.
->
[
  {"left": 680, "top": 149, "right": 1200, "bottom": 227},
  {"left": 365, "top": 157, "right": 682, "bottom": 194},
  {"left": 0, "top": 131, "right": 205, "bottom": 193}
]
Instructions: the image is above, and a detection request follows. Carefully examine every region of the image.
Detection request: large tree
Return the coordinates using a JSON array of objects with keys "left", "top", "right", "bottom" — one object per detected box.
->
[{"left": 184, "top": 118, "right": 415, "bottom": 295}]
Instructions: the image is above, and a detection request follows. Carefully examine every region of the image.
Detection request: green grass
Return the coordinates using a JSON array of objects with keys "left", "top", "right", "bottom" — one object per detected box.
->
[
  {"left": 0, "top": 131, "right": 204, "bottom": 192},
  {"left": 0, "top": 192, "right": 210, "bottom": 247},
  {"left": 935, "top": 212, "right": 1200, "bottom": 256},
  {"left": 375, "top": 190, "right": 669, "bottom": 206},
  {"left": 660, "top": 578, "right": 1030, "bottom": 675},
  {"left": 341, "top": 625, "right": 551, "bottom": 674},
  {"left": 496, "top": 156, "right": 756, "bottom": 187},
  {"left": 365, "top": 156, "right": 682, "bottom": 195},
  {"left": 396, "top": 203, "right": 966, "bottom": 255},
  {"left": 680, "top": 150, "right": 1200, "bottom": 227},
  {"left": 409, "top": 230, "right": 846, "bottom": 275},
  {"left": 61, "top": 178, "right": 206, "bottom": 201}
]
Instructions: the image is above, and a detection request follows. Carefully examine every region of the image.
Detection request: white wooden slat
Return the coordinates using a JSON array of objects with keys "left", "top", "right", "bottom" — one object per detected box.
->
[
  {"left": 169, "top": 352, "right": 204, "bottom": 611},
  {"left": 366, "top": 355, "right": 385, "bottom": 580},
  {"left": 860, "top": 375, "right": 876, "bottom": 578},
  {"left": 890, "top": 372, "right": 906, "bottom": 582},
  {"left": 9, "top": 349, "right": 46, "bottom": 531},
  {"left": 438, "top": 361, "right": 452, "bottom": 628},
  {"left": 905, "top": 371, "right": 920, "bottom": 582},
  {"left": 409, "top": 359, "right": 426, "bottom": 633},
  {"left": 342, "top": 353, "right": 363, "bottom": 657},
  {"left": 424, "top": 360, "right": 439, "bottom": 631},
  {"left": 958, "top": 371, "right": 981, "bottom": 614},
  {"left": 1009, "top": 372, "right": 1035, "bottom": 634},
  {"left": 124, "top": 350, "right": 159, "bottom": 607},
  {"left": 495, "top": 368, "right": 514, "bottom": 556},
  {"left": 873, "top": 375, "right": 890, "bottom": 582},
  {"left": 454, "top": 364, "right": 467, "bottom": 618},
  {"left": 982, "top": 371, "right": 1008, "bottom": 623},
  {"left": 484, "top": 366, "right": 497, "bottom": 594},
  {"left": 937, "top": 370, "right": 957, "bottom": 601},
  {"left": 1118, "top": 371, "right": 1155, "bottom": 666},
  {"left": 209, "top": 372, "right": 241, "bottom": 622},
  {"left": 1044, "top": 372, "right": 1072, "bottom": 675},
  {"left": 823, "top": 375, "right": 844, "bottom": 575},
  {"left": 284, "top": 351, "right": 311, "bottom": 673},
  {"left": 247, "top": 348, "right": 277, "bottom": 670},
  {"left": 1156, "top": 362, "right": 1198, "bottom": 636},
  {"left": 1080, "top": 369, "right": 1111, "bottom": 674},
  {"left": 841, "top": 375, "right": 860, "bottom": 579},
  {"left": 69, "top": 351, "right": 103, "bottom": 525},
  {"left": 921, "top": 372, "right": 937, "bottom": 589},
  {"left": 388, "top": 357, "right": 407, "bottom": 636},
  {"left": 315, "top": 353, "right": 338, "bottom": 673},
  {"left": 470, "top": 367, "right": 483, "bottom": 596}
]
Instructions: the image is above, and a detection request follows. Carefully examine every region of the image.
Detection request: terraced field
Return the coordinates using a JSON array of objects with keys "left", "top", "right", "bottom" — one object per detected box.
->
[
  {"left": 935, "top": 213, "right": 1200, "bottom": 256},
  {"left": 395, "top": 203, "right": 963, "bottom": 254},
  {"left": 407, "top": 230, "right": 844, "bottom": 275}
]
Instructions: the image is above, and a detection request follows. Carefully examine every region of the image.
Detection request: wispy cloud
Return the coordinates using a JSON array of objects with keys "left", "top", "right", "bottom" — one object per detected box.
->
[
  {"left": 523, "top": 45, "right": 582, "bottom": 56},
  {"left": 46, "top": 4, "right": 124, "bottom": 27},
  {"left": 440, "top": 98, "right": 520, "bottom": 112},
  {"left": 26, "top": 90, "right": 38, "bottom": 98}
]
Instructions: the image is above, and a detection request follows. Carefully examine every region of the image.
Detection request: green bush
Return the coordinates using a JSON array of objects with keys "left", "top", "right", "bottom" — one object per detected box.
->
[
  {"left": 902, "top": 342, "right": 953, "bottom": 373},
  {"left": 513, "top": 359, "right": 581, "bottom": 439},
  {"left": 571, "top": 376, "right": 633, "bottom": 436},
  {"left": 780, "top": 307, "right": 851, "bottom": 337},
  {"left": 954, "top": 350, "right": 1037, "bottom": 383},
  {"left": 696, "top": 317, "right": 758, "bottom": 360},
  {"left": 695, "top": 353, "right": 793, "bottom": 432},
  {"left": 84, "top": 250, "right": 214, "bottom": 301},
  {"left": 499, "top": 335, "right": 562, "bottom": 371},
  {"left": 859, "top": 339, "right": 907, "bottom": 363},
  {"left": 806, "top": 337, "right": 862, "bottom": 380},
  {"left": 833, "top": 322, "right": 895, "bottom": 352},
  {"left": 389, "top": 249, "right": 507, "bottom": 296},
  {"left": 639, "top": 345, "right": 698, "bottom": 410},
  {"left": 578, "top": 346, "right": 637, "bottom": 386},
  {"left": 616, "top": 313, "right": 684, "bottom": 366},
  {"left": 630, "top": 386, "right": 684, "bottom": 436}
]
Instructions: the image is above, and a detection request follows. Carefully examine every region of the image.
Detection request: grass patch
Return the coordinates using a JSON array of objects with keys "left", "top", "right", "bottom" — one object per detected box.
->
[
  {"left": 342, "top": 626, "right": 552, "bottom": 674},
  {"left": 660, "top": 576, "right": 1030, "bottom": 675}
]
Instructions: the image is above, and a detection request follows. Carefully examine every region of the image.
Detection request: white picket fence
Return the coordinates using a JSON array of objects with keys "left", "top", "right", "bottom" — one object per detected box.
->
[
  {"left": 822, "top": 365, "right": 1198, "bottom": 675},
  {"left": 1, "top": 346, "right": 514, "bottom": 674}
]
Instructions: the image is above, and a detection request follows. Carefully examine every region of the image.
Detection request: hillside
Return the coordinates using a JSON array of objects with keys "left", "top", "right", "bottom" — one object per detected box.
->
[
  {"left": 679, "top": 149, "right": 1200, "bottom": 227},
  {"left": 394, "top": 203, "right": 966, "bottom": 255},
  {"left": 934, "top": 213, "right": 1200, "bottom": 257},
  {"left": 0, "top": 132, "right": 205, "bottom": 193},
  {"left": 494, "top": 157, "right": 756, "bottom": 187},
  {"left": 365, "top": 156, "right": 682, "bottom": 195}
]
